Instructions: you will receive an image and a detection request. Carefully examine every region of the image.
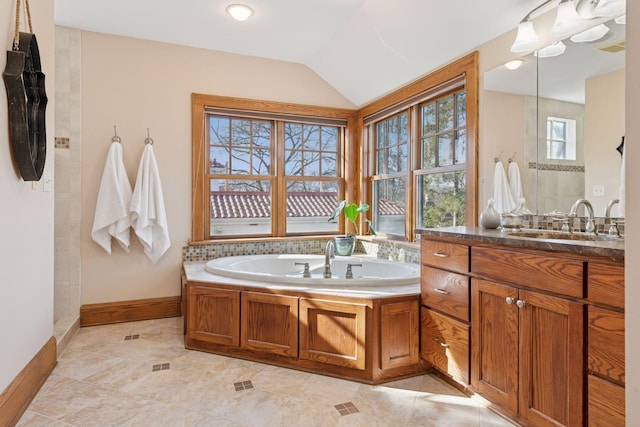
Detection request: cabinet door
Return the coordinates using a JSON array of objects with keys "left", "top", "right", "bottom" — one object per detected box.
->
[
  {"left": 187, "top": 285, "right": 240, "bottom": 346},
  {"left": 518, "top": 289, "right": 584, "bottom": 427},
  {"left": 381, "top": 300, "right": 419, "bottom": 370},
  {"left": 471, "top": 278, "right": 519, "bottom": 414},
  {"left": 241, "top": 292, "right": 299, "bottom": 357},
  {"left": 299, "top": 298, "right": 367, "bottom": 370}
]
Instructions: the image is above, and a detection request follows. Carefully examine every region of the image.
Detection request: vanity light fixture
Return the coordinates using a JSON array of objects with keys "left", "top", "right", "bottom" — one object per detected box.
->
[
  {"left": 570, "top": 23, "right": 610, "bottom": 42},
  {"left": 504, "top": 59, "right": 525, "bottom": 70},
  {"left": 551, "top": 0, "right": 585, "bottom": 38},
  {"left": 614, "top": 14, "right": 626, "bottom": 24},
  {"left": 511, "top": 0, "right": 626, "bottom": 53},
  {"left": 226, "top": 4, "right": 254, "bottom": 22},
  {"left": 534, "top": 41, "right": 567, "bottom": 58}
]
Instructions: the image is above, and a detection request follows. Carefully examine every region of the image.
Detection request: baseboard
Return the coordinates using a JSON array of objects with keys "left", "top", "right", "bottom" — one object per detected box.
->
[
  {"left": 80, "top": 296, "right": 182, "bottom": 326},
  {"left": 0, "top": 336, "right": 57, "bottom": 427}
]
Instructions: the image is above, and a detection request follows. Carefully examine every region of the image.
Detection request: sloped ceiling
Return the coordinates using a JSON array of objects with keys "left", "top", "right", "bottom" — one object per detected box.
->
[{"left": 55, "top": 0, "right": 542, "bottom": 107}]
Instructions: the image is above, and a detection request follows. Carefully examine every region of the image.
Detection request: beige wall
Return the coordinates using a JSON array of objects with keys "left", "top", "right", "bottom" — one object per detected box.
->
[
  {"left": 79, "top": 31, "right": 355, "bottom": 304},
  {"left": 0, "top": 0, "right": 55, "bottom": 391},
  {"left": 585, "top": 69, "right": 625, "bottom": 216}
]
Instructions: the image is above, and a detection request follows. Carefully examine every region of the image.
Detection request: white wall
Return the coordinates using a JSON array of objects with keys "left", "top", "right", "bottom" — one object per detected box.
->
[
  {"left": 79, "top": 31, "right": 355, "bottom": 304},
  {"left": 625, "top": 1, "right": 639, "bottom": 423},
  {"left": 0, "top": 0, "right": 55, "bottom": 391}
]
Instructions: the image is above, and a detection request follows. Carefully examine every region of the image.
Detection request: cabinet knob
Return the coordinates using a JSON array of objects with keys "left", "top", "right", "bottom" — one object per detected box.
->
[
  {"left": 434, "top": 338, "right": 450, "bottom": 348},
  {"left": 506, "top": 297, "right": 515, "bottom": 305},
  {"left": 516, "top": 299, "right": 526, "bottom": 308}
]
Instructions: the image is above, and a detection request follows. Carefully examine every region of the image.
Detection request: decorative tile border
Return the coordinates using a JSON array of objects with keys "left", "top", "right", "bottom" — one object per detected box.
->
[
  {"left": 54, "top": 137, "right": 70, "bottom": 149},
  {"left": 183, "top": 238, "right": 420, "bottom": 264},
  {"left": 528, "top": 162, "right": 585, "bottom": 172},
  {"left": 521, "top": 214, "right": 624, "bottom": 235}
]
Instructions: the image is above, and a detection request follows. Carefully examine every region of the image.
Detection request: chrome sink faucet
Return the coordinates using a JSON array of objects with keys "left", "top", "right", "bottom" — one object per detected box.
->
[
  {"left": 568, "top": 198, "right": 596, "bottom": 234},
  {"left": 605, "top": 199, "right": 620, "bottom": 219},
  {"left": 324, "top": 241, "right": 335, "bottom": 278}
]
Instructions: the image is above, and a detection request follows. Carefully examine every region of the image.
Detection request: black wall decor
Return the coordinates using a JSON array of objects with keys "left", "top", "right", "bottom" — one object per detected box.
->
[{"left": 3, "top": 0, "right": 48, "bottom": 182}]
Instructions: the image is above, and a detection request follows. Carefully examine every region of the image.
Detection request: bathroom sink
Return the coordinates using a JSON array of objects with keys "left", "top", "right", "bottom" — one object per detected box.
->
[{"left": 507, "top": 229, "right": 622, "bottom": 242}]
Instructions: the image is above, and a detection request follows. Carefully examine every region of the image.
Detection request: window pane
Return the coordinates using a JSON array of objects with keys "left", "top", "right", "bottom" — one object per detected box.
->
[
  {"left": 209, "top": 179, "right": 272, "bottom": 236},
  {"left": 304, "top": 125, "right": 321, "bottom": 150},
  {"left": 376, "top": 122, "right": 387, "bottom": 149},
  {"left": 253, "top": 121, "right": 271, "bottom": 148},
  {"left": 373, "top": 177, "right": 406, "bottom": 236},
  {"left": 418, "top": 171, "right": 466, "bottom": 228},
  {"left": 422, "top": 136, "right": 436, "bottom": 168},
  {"left": 209, "top": 117, "right": 230, "bottom": 145},
  {"left": 230, "top": 147, "right": 251, "bottom": 174},
  {"left": 286, "top": 180, "right": 340, "bottom": 234},
  {"left": 252, "top": 147, "right": 271, "bottom": 175},
  {"left": 551, "top": 121, "right": 565, "bottom": 140},
  {"left": 387, "top": 144, "right": 399, "bottom": 173},
  {"left": 456, "top": 92, "right": 466, "bottom": 126},
  {"left": 231, "top": 119, "right": 251, "bottom": 146},
  {"left": 422, "top": 103, "right": 436, "bottom": 136},
  {"left": 322, "top": 154, "right": 337, "bottom": 177},
  {"left": 285, "top": 150, "right": 302, "bottom": 176},
  {"left": 547, "top": 141, "right": 565, "bottom": 159},
  {"left": 303, "top": 151, "right": 320, "bottom": 176},
  {"left": 438, "top": 133, "right": 454, "bottom": 166},
  {"left": 438, "top": 96, "right": 454, "bottom": 131},
  {"left": 455, "top": 129, "right": 466, "bottom": 165},
  {"left": 397, "top": 142, "right": 408, "bottom": 172},
  {"left": 322, "top": 127, "right": 338, "bottom": 151},
  {"left": 285, "top": 123, "right": 302, "bottom": 149},
  {"left": 209, "top": 147, "right": 229, "bottom": 173}
]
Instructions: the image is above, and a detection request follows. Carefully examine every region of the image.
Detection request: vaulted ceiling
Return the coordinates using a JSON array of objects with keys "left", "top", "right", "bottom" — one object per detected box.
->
[{"left": 55, "top": 0, "right": 542, "bottom": 107}]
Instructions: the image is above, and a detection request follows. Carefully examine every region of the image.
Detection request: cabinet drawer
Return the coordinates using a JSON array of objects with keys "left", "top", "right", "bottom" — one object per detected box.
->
[
  {"left": 588, "top": 306, "right": 625, "bottom": 384},
  {"left": 421, "top": 239, "right": 469, "bottom": 273},
  {"left": 421, "top": 266, "right": 469, "bottom": 321},
  {"left": 588, "top": 262, "right": 624, "bottom": 309},
  {"left": 471, "top": 246, "right": 584, "bottom": 298},
  {"left": 420, "top": 307, "right": 469, "bottom": 385},
  {"left": 588, "top": 375, "right": 625, "bottom": 426}
]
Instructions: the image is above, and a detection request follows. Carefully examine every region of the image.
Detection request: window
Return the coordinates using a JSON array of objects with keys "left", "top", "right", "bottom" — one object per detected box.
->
[
  {"left": 361, "top": 52, "right": 478, "bottom": 240},
  {"left": 417, "top": 90, "right": 467, "bottom": 228},
  {"left": 372, "top": 112, "right": 408, "bottom": 235},
  {"left": 546, "top": 116, "right": 577, "bottom": 160},
  {"left": 192, "top": 94, "right": 356, "bottom": 240}
]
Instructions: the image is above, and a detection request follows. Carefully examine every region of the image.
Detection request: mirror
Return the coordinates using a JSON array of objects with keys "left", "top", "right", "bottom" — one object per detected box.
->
[{"left": 484, "top": 17, "right": 625, "bottom": 217}]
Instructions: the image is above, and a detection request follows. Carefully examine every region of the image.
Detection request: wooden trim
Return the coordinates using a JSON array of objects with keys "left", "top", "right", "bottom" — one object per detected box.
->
[
  {"left": 0, "top": 336, "right": 56, "bottom": 426},
  {"left": 80, "top": 296, "right": 181, "bottom": 327}
]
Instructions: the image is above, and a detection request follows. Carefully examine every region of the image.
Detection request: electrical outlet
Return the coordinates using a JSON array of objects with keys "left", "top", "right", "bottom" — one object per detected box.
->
[{"left": 592, "top": 184, "right": 605, "bottom": 197}]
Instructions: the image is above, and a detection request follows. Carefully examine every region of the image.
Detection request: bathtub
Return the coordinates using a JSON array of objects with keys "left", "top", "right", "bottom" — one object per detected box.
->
[{"left": 204, "top": 254, "right": 419, "bottom": 287}]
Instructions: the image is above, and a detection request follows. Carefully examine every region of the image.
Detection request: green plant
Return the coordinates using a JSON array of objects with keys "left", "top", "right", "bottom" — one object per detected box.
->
[{"left": 328, "top": 200, "right": 370, "bottom": 236}]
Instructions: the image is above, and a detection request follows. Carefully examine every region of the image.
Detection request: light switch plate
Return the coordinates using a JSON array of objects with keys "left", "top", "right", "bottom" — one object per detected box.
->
[{"left": 592, "top": 184, "right": 605, "bottom": 197}]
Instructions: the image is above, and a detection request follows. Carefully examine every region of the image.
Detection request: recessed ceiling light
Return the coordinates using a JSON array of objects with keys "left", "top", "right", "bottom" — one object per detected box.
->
[
  {"left": 504, "top": 59, "right": 525, "bottom": 70},
  {"left": 226, "top": 4, "right": 254, "bottom": 22}
]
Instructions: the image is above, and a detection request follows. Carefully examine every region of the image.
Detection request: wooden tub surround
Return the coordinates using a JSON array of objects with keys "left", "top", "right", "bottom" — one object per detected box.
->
[
  {"left": 417, "top": 226, "right": 625, "bottom": 427},
  {"left": 182, "top": 261, "right": 425, "bottom": 384}
]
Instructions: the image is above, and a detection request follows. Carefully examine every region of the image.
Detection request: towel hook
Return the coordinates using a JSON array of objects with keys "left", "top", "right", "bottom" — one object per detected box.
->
[
  {"left": 112, "top": 125, "right": 121, "bottom": 143},
  {"left": 508, "top": 152, "right": 517, "bottom": 163},
  {"left": 144, "top": 128, "right": 154, "bottom": 145},
  {"left": 494, "top": 151, "right": 503, "bottom": 163}
]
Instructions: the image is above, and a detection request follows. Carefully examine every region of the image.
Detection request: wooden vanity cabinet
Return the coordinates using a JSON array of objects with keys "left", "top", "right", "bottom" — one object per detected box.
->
[
  {"left": 587, "top": 262, "right": 625, "bottom": 426},
  {"left": 470, "top": 246, "right": 585, "bottom": 427},
  {"left": 420, "top": 239, "right": 471, "bottom": 385}
]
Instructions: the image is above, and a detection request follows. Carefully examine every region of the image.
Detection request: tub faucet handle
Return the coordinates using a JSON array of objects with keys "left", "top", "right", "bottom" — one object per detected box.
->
[
  {"left": 295, "top": 262, "right": 311, "bottom": 278},
  {"left": 345, "top": 263, "right": 362, "bottom": 279}
]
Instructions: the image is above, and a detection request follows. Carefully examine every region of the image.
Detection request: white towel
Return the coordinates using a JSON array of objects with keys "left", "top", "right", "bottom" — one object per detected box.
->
[
  {"left": 130, "top": 144, "right": 170, "bottom": 263},
  {"left": 508, "top": 161, "right": 523, "bottom": 202},
  {"left": 493, "top": 161, "right": 516, "bottom": 214},
  {"left": 619, "top": 145, "right": 625, "bottom": 217},
  {"left": 91, "top": 141, "right": 133, "bottom": 254}
]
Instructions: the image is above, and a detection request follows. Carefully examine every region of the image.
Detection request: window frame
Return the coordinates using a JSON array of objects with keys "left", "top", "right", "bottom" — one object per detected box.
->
[
  {"left": 359, "top": 52, "right": 479, "bottom": 241},
  {"left": 192, "top": 94, "right": 358, "bottom": 242}
]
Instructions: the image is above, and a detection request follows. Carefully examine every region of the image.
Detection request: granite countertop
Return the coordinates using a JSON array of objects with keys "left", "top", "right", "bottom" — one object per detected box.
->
[
  {"left": 416, "top": 226, "right": 624, "bottom": 260},
  {"left": 183, "top": 261, "right": 420, "bottom": 299}
]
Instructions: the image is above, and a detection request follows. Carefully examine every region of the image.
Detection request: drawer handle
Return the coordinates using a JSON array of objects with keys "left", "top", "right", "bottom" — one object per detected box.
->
[
  {"left": 434, "top": 338, "right": 450, "bottom": 348},
  {"left": 433, "top": 288, "right": 450, "bottom": 295},
  {"left": 433, "top": 252, "right": 449, "bottom": 258}
]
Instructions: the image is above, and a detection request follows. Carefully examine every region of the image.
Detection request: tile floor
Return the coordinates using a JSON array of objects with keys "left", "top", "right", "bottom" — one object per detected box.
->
[{"left": 18, "top": 317, "right": 516, "bottom": 427}]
